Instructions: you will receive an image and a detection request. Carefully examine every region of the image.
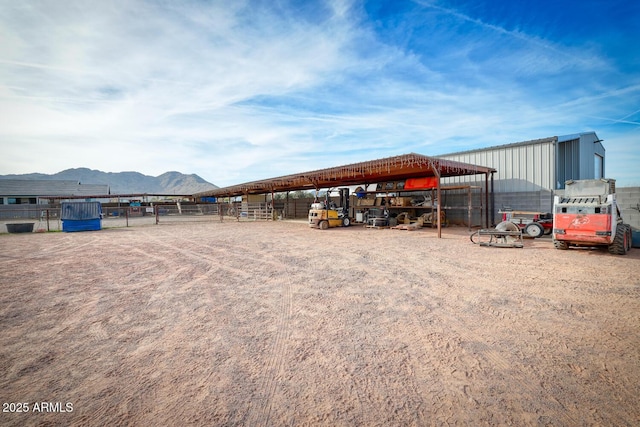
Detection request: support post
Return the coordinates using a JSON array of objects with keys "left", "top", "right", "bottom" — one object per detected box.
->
[
  {"left": 490, "top": 172, "right": 495, "bottom": 227},
  {"left": 286, "top": 191, "right": 290, "bottom": 219},
  {"left": 271, "top": 189, "right": 275, "bottom": 220},
  {"left": 432, "top": 167, "right": 442, "bottom": 238},
  {"left": 467, "top": 186, "right": 472, "bottom": 231},
  {"left": 485, "top": 173, "right": 490, "bottom": 228}
]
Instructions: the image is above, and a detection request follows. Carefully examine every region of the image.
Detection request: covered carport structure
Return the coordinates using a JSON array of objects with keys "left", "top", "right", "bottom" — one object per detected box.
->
[{"left": 196, "top": 153, "right": 496, "bottom": 237}]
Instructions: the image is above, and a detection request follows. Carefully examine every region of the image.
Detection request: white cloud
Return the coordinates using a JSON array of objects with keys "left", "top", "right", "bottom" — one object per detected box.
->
[{"left": 0, "top": 0, "right": 638, "bottom": 187}]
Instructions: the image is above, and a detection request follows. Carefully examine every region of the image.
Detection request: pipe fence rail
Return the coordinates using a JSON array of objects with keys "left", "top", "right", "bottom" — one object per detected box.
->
[{"left": 1, "top": 202, "right": 282, "bottom": 233}]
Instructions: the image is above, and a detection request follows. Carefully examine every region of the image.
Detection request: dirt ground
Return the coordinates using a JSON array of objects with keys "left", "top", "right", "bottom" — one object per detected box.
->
[{"left": 1, "top": 219, "right": 639, "bottom": 426}]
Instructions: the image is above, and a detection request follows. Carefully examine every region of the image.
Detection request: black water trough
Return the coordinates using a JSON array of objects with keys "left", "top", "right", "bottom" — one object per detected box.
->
[{"left": 6, "top": 223, "right": 34, "bottom": 233}]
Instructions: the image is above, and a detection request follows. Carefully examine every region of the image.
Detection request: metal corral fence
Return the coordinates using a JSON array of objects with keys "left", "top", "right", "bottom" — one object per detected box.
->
[{"left": 0, "top": 202, "right": 283, "bottom": 233}]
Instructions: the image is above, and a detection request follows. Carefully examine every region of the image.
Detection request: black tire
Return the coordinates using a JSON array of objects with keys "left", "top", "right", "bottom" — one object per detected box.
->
[
  {"left": 608, "top": 224, "right": 628, "bottom": 255},
  {"left": 623, "top": 224, "right": 632, "bottom": 251},
  {"left": 554, "top": 239, "right": 569, "bottom": 250},
  {"left": 319, "top": 220, "right": 329, "bottom": 230},
  {"left": 342, "top": 217, "right": 350, "bottom": 227},
  {"left": 524, "top": 222, "right": 545, "bottom": 238}
]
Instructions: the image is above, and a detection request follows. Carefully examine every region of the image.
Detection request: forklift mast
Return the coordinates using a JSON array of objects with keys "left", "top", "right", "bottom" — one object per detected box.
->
[{"left": 339, "top": 188, "right": 349, "bottom": 213}]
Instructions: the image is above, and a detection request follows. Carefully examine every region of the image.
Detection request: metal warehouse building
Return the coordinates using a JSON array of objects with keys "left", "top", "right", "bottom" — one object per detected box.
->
[
  {"left": 438, "top": 131, "right": 606, "bottom": 222},
  {"left": 0, "top": 180, "right": 110, "bottom": 205}
]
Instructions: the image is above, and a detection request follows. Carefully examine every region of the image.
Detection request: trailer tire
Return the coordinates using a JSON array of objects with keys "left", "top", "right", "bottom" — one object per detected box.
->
[
  {"left": 319, "top": 220, "right": 329, "bottom": 230},
  {"left": 553, "top": 239, "right": 569, "bottom": 250},
  {"left": 524, "top": 222, "right": 544, "bottom": 238},
  {"left": 608, "top": 224, "right": 628, "bottom": 255}
]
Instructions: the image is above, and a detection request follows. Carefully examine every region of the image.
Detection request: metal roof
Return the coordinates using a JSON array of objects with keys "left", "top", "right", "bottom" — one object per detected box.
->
[
  {"left": 0, "top": 179, "right": 109, "bottom": 197},
  {"left": 436, "top": 132, "right": 600, "bottom": 158},
  {"left": 557, "top": 131, "right": 598, "bottom": 142},
  {"left": 41, "top": 193, "right": 194, "bottom": 200},
  {"left": 437, "top": 136, "right": 558, "bottom": 158},
  {"left": 195, "top": 152, "right": 496, "bottom": 198}
]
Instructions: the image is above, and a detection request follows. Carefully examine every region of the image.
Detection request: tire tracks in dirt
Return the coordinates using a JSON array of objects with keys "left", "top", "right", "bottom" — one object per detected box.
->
[
  {"left": 365, "top": 242, "right": 580, "bottom": 425},
  {"left": 245, "top": 274, "right": 293, "bottom": 427},
  {"left": 139, "top": 226, "right": 297, "bottom": 427},
  {"left": 0, "top": 233, "right": 102, "bottom": 262},
  {"left": 403, "top": 277, "right": 581, "bottom": 426},
  {"left": 138, "top": 227, "right": 293, "bottom": 281},
  {"left": 137, "top": 230, "right": 254, "bottom": 286}
]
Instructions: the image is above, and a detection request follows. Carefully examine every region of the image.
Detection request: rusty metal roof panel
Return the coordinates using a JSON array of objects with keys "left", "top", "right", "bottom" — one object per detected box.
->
[{"left": 196, "top": 153, "right": 495, "bottom": 198}]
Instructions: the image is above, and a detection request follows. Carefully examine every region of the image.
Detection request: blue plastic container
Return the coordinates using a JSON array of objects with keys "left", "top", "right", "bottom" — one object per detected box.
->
[
  {"left": 61, "top": 202, "right": 102, "bottom": 232},
  {"left": 632, "top": 230, "right": 640, "bottom": 248},
  {"left": 62, "top": 218, "right": 102, "bottom": 232}
]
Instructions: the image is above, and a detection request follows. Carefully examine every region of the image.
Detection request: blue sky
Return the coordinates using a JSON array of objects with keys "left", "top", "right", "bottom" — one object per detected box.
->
[{"left": 1, "top": 0, "right": 638, "bottom": 186}]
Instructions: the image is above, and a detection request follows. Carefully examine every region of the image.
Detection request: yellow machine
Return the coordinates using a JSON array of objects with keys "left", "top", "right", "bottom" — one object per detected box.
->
[{"left": 308, "top": 188, "right": 351, "bottom": 230}]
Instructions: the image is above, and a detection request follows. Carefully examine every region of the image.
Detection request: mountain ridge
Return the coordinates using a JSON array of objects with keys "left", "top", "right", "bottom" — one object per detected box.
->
[{"left": 0, "top": 168, "right": 218, "bottom": 195}]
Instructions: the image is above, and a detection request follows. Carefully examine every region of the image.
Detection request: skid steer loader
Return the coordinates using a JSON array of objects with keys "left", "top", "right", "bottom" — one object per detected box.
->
[{"left": 553, "top": 179, "right": 632, "bottom": 255}]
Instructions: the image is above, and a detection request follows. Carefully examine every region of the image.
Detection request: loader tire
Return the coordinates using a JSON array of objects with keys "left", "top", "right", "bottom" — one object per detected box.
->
[
  {"left": 608, "top": 224, "right": 628, "bottom": 255},
  {"left": 553, "top": 239, "right": 569, "bottom": 250},
  {"left": 623, "top": 224, "right": 632, "bottom": 251}
]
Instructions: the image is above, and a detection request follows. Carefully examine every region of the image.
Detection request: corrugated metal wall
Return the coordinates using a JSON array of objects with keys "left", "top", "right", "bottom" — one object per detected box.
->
[
  {"left": 557, "top": 138, "right": 579, "bottom": 188},
  {"left": 556, "top": 133, "right": 606, "bottom": 188},
  {"left": 435, "top": 133, "right": 606, "bottom": 222},
  {"left": 578, "top": 133, "right": 606, "bottom": 179},
  {"left": 439, "top": 139, "right": 556, "bottom": 192}
]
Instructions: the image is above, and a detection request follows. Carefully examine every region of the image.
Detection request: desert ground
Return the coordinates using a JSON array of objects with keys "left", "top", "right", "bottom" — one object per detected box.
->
[{"left": 1, "top": 219, "right": 639, "bottom": 426}]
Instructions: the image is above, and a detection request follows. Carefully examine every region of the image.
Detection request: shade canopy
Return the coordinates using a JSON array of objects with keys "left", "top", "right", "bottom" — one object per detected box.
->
[{"left": 195, "top": 153, "right": 496, "bottom": 198}]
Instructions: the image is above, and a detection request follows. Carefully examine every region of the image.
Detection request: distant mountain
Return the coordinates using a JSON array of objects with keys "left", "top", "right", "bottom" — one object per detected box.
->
[{"left": 0, "top": 168, "right": 218, "bottom": 195}]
